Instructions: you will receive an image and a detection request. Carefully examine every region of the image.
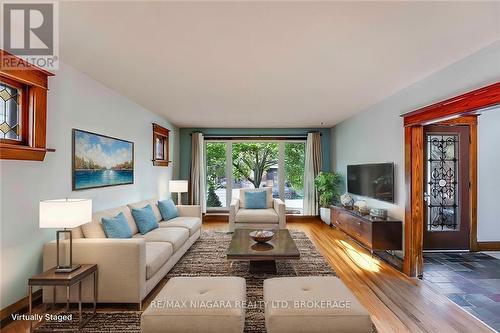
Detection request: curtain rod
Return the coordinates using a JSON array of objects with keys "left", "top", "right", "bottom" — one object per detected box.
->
[
  {"left": 190, "top": 132, "right": 321, "bottom": 139},
  {"left": 203, "top": 136, "right": 308, "bottom": 141}
]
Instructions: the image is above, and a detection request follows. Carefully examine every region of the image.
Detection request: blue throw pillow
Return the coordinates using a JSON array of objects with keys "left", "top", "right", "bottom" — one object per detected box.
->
[
  {"left": 158, "top": 198, "right": 179, "bottom": 221},
  {"left": 131, "top": 204, "right": 159, "bottom": 234},
  {"left": 245, "top": 191, "right": 267, "bottom": 209},
  {"left": 102, "top": 212, "right": 132, "bottom": 238}
]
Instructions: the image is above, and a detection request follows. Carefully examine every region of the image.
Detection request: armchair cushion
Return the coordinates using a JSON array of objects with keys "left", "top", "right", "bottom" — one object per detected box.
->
[
  {"left": 244, "top": 190, "right": 267, "bottom": 209},
  {"left": 235, "top": 208, "right": 279, "bottom": 223},
  {"left": 158, "top": 198, "right": 179, "bottom": 221},
  {"left": 239, "top": 187, "right": 273, "bottom": 209}
]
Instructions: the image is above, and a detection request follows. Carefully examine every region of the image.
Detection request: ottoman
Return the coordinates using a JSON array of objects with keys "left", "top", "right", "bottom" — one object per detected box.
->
[
  {"left": 141, "top": 276, "right": 246, "bottom": 333},
  {"left": 263, "top": 276, "right": 371, "bottom": 333}
]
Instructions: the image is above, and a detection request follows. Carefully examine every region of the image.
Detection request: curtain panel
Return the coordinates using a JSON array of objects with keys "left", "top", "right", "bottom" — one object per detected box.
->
[
  {"left": 189, "top": 132, "right": 206, "bottom": 213},
  {"left": 303, "top": 132, "right": 322, "bottom": 215}
]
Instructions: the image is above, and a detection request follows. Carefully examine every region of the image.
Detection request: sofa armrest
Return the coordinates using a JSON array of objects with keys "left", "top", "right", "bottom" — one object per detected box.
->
[
  {"left": 273, "top": 198, "right": 286, "bottom": 229},
  {"left": 43, "top": 238, "right": 146, "bottom": 303},
  {"left": 229, "top": 199, "right": 240, "bottom": 232},
  {"left": 176, "top": 205, "right": 202, "bottom": 220}
]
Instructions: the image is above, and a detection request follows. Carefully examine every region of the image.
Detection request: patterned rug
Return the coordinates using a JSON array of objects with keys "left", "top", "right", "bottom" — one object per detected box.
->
[{"left": 35, "top": 230, "right": 345, "bottom": 332}]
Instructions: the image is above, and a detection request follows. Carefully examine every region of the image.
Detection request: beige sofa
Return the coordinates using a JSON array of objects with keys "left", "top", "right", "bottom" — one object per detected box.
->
[
  {"left": 229, "top": 188, "right": 286, "bottom": 232},
  {"left": 42, "top": 199, "right": 201, "bottom": 309}
]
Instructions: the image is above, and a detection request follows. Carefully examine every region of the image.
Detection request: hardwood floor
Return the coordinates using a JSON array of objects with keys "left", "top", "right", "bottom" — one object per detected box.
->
[{"left": 2, "top": 219, "right": 494, "bottom": 333}]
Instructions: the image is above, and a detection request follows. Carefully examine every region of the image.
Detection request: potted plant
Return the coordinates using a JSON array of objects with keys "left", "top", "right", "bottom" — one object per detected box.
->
[{"left": 314, "top": 171, "right": 342, "bottom": 224}]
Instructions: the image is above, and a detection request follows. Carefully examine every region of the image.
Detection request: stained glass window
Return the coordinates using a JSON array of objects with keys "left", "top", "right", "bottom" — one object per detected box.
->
[{"left": 0, "top": 82, "right": 21, "bottom": 140}]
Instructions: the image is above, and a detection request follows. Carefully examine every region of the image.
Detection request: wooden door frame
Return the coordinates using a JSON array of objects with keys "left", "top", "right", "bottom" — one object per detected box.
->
[{"left": 401, "top": 82, "right": 500, "bottom": 277}]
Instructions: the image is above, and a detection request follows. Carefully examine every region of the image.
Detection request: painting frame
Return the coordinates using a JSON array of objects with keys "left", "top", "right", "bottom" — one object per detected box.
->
[{"left": 72, "top": 129, "right": 134, "bottom": 191}]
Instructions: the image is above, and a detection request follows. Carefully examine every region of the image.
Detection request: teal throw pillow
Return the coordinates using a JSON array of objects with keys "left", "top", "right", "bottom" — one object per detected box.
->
[
  {"left": 102, "top": 212, "right": 132, "bottom": 238},
  {"left": 131, "top": 204, "right": 159, "bottom": 234},
  {"left": 245, "top": 191, "right": 267, "bottom": 209},
  {"left": 158, "top": 198, "right": 179, "bottom": 221}
]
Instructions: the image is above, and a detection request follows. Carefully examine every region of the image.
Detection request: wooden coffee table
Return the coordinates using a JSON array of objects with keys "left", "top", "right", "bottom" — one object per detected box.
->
[{"left": 227, "top": 229, "right": 300, "bottom": 274}]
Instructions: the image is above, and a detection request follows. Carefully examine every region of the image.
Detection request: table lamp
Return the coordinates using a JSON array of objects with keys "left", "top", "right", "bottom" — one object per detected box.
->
[
  {"left": 169, "top": 180, "right": 188, "bottom": 205},
  {"left": 39, "top": 199, "right": 92, "bottom": 273}
]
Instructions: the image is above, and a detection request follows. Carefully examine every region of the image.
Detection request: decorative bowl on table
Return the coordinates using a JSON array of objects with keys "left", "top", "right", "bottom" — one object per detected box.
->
[{"left": 249, "top": 230, "right": 275, "bottom": 243}]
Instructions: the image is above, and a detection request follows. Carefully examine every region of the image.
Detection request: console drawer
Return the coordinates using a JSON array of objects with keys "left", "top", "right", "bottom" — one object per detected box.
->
[{"left": 330, "top": 206, "right": 401, "bottom": 252}]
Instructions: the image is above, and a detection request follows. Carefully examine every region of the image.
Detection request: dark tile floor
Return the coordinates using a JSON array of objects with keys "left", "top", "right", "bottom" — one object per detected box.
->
[{"left": 424, "top": 252, "right": 500, "bottom": 332}]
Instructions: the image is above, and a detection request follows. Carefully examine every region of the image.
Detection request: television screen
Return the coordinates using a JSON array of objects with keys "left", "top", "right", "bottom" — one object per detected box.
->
[{"left": 347, "top": 163, "right": 394, "bottom": 203}]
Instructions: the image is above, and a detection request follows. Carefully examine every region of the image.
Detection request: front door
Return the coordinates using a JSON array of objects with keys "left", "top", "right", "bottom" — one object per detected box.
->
[{"left": 423, "top": 125, "right": 470, "bottom": 250}]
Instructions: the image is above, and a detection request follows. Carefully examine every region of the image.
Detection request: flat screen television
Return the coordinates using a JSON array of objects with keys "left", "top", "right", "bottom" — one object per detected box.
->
[{"left": 347, "top": 163, "right": 394, "bottom": 203}]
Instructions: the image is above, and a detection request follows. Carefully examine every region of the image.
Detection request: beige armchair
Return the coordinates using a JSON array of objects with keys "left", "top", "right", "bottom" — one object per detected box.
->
[{"left": 229, "top": 188, "right": 286, "bottom": 232}]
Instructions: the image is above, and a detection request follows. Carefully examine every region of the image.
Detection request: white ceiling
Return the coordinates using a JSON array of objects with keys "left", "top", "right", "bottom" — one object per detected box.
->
[{"left": 60, "top": 1, "right": 499, "bottom": 128}]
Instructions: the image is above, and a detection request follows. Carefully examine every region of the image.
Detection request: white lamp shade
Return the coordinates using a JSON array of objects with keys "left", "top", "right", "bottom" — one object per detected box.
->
[
  {"left": 39, "top": 199, "right": 92, "bottom": 229},
  {"left": 169, "top": 180, "right": 188, "bottom": 193}
]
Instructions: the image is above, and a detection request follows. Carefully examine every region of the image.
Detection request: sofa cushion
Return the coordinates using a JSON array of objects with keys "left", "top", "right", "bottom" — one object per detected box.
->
[
  {"left": 235, "top": 208, "right": 279, "bottom": 223},
  {"left": 128, "top": 199, "right": 162, "bottom": 222},
  {"left": 244, "top": 190, "right": 267, "bottom": 209},
  {"left": 134, "top": 227, "right": 189, "bottom": 252},
  {"left": 263, "top": 277, "right": 371, "bottom": 333},
  {"left": 239, "top": 187, "right": 273, "bottom": 209},
  {"left": 159, "top": 216, "right": 201, "bottom": 236},
  {"left": 83, "top": 206, "right": 137, "bottom": 238},
  {"left": 131, "top": 205, "right": 159, "bottom": 235},
  {"left": 145, "top": 242, "right": 173, "bottom": 280},
  {"left": 101, "top": 212, "right": 133, "bottom": 238},
  {"left": 158, "top": 198, "right": 179, "bottom": 221}
]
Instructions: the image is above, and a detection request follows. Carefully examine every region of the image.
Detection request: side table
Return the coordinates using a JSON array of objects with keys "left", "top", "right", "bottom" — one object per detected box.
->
[{"left": 28, "top": 264, "right": 97, "bottom": 332}]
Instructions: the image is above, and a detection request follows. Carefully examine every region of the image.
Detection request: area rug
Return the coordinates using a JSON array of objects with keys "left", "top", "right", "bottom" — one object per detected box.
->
[
  {"left": 33, "top": 312, "right": 142, "bottom": 332},
  {"left": 36, "top": 230, "right": 363, "bottom": 333}
]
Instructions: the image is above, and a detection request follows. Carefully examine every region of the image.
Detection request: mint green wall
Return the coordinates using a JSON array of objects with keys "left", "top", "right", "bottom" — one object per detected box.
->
[{"left": 179, "top": 128, "right": 330, "bottom": 182}]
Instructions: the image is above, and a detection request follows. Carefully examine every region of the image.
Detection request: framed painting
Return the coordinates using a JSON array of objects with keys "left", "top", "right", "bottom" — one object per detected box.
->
[{"left": 72, "top": 129, "right": 134, "bottom": 190}]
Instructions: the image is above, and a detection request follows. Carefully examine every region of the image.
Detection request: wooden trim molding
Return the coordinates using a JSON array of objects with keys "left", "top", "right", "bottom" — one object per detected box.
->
[
  {"left": 403, "top": 126, "right": 424, "bottom": 277},
  {"left": 402, "top": 82, "right": 500, "bottom": 126},
  {"left": 402, "top": 84, "right": 500, "bottom": 277},
  {"left": 477, "top": 242, "right": 500, "bottom": 251},
  {"left": 0, "top": 289, "right": 42, "bottom": 325},
  {"left": 0, "top": 49, "right": 55, "bottom": 161},
  {"left": 0, "top": 50, "right": 53, "bottom": 89},
  {"left": 468, "top": 118, "right": 478, "bottom": 252}
]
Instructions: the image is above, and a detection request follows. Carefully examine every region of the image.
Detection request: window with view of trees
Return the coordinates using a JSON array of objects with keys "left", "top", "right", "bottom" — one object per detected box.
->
[
  {"left": 206, "top": 142, "right": 227, "bottom": 208},
  {"left": 205, "top": 140, "right": 305, "bottom": 214},
  {"left": 285, "top": 142, "right": 305, "bottom": 214}
]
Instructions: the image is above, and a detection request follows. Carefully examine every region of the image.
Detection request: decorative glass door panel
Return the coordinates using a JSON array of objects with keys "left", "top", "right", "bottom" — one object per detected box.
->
[
  {"left": 423, "top": 126, "right": 470, "bottom": 250},
  {"left": 426, "top": 134, "right": 459, "bottom": 231}
]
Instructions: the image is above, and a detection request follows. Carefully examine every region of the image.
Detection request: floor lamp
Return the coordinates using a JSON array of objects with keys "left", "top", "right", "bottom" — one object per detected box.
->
[{"left": 169, "top": 180, "right": 188, "bottom": 205}]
